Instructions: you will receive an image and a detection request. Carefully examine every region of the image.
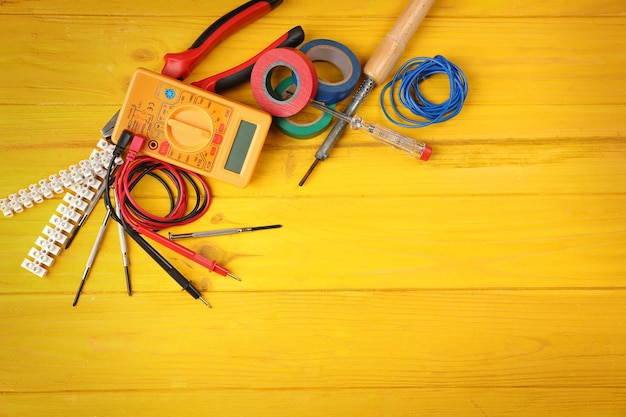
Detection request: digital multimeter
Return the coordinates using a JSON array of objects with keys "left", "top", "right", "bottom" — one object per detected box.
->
[{"left": 112, "top": 68, "right": 272, "bottom": 187}]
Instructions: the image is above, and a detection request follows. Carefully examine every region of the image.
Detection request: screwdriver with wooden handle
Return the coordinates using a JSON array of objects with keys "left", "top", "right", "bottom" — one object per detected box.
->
[{"left": 298, "top": 0, "right": 436, "bottom": 186}]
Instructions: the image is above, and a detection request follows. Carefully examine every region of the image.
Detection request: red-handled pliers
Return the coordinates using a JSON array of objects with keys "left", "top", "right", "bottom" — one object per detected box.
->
[
  {"left": 162, "top": 0, "right": 303, "bottom": 92},
  {"left": 101, "top": 0, "right": 303, "bottom": 138}
]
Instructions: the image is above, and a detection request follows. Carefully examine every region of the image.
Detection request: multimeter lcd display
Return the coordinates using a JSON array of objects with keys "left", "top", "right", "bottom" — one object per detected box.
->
[{"left": 225, "top": 120, "right": 257, "bottom": 174}]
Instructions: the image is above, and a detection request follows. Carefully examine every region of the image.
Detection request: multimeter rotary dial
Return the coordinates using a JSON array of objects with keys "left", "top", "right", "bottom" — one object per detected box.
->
[{"left": 165, "top": 105, "right": 214, "bottom": 153}]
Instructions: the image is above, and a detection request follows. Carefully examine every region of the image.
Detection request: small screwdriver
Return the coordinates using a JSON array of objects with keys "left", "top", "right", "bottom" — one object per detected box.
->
[
  {"left": 73, "top": 207, "right": 111, "bottom": 306},
  {"left": 307, "top": 100, "right": 432, "bottom": 161},
  {"left": 113, "top": 189, "right": 131, "bottom": 296},
  {"left": 168, "top": 224, "right": 282, "bottom": 240}
]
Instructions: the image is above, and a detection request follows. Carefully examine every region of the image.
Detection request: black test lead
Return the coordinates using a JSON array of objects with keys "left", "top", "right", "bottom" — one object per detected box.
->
[{"left": 168, "top": 224, "right": 282, "bottom": 240}]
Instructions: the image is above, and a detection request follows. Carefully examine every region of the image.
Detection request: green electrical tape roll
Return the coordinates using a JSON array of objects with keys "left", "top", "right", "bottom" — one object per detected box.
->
[{"left": 274, "top": 77, "right": 335, "bottom": 140}]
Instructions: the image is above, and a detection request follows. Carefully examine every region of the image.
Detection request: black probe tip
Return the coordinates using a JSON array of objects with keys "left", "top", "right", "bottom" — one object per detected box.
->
[
  {"left": 251, "top": 224, "right": 282, "bottom": 231},
  {"left": 65, "top": 226, "right": 81, "bottom": 249},
  {"left": 125, "top": 267, "right": 132, "bottom": 296},
  {"left": 299, "top": 158, "right": 321, "bottom": 186},
  {"left": 72, "top": 280, "right": 86, "bottom": 306}
]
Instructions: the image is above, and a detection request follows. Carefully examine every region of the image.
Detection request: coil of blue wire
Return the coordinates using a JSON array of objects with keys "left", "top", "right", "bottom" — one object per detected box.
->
[{"left": 380, "top": 55, "right": 468, "bottom": 128}]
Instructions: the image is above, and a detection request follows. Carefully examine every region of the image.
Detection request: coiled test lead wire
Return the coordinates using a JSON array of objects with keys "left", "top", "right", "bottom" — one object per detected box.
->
[{"left": 380, "top": 55, "right": 468, "bottom": 128}]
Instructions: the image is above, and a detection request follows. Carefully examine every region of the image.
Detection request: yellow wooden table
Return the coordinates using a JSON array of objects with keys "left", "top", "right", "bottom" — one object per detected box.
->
[{"left": 1, "top": 1, "right": 625, "bottom": 415}]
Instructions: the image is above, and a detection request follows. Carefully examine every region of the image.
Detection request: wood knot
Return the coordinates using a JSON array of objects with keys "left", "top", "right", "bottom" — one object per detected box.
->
[
  {"left": 131, "top": 48, "right": 157, "bottom": 63},
  {"left": 195, "top": 242, "right": 224, "bottom": 261},
  {"left": 211, "top": 213, "right": 225, "bottom": 224}
]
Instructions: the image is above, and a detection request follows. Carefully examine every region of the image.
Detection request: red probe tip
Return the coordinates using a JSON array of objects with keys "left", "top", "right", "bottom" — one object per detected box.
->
[{"left": 227, "top": 272, "right": 242, "bottom": 282}]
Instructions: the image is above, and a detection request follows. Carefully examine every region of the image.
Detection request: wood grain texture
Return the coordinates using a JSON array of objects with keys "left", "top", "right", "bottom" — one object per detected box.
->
[{"left": 0, "top": 0, "right": 625, "bottom": 416}]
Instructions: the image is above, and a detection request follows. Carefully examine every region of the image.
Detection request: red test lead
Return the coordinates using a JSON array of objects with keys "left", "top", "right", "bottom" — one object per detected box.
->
[{"left": 135, "top": 225, "right": 241, "bottom": 281}]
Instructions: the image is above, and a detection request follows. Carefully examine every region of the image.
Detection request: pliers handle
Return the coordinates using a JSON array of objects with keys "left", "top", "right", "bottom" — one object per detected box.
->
[
  {"left": 191, "top": 26, "right": 304, "bottom": 93},
  {"left": 162, "top": 0, "right": 303, "bottom": 92}
]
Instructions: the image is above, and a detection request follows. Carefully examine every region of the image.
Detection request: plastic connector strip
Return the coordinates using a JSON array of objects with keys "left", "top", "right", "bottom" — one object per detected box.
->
[
  {"left": 1, "top": 139, "right": 121, "bottom": 218},
  {"left": 20, "top": 139, "right": 121, "bottom": 277}
]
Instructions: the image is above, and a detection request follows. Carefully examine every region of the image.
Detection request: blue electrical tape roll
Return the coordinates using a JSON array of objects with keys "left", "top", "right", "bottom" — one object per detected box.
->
[{"left": 297, "top": 39, "right": 361, "bottom": 104}]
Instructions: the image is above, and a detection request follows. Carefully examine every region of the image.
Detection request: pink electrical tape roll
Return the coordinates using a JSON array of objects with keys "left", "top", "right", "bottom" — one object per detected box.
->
[{"left": 250, "top": 47, "right": 318, "bottom": 117}]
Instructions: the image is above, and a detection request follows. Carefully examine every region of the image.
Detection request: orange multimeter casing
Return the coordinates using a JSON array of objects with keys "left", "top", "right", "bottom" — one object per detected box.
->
[{"left": 112, "top": 68, "right": 272, "bottom": 187}]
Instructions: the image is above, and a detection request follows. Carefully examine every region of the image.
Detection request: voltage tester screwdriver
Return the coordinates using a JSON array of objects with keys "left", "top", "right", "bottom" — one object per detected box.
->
[
  {"left": 307, "top": 100, "right": 432, "bottom": 160},
  {"left": 281, "top": 88, "right": 432, "bottom": 160},
  {"left": 299, "top": 0, "right": 436, "bottom": 186}
]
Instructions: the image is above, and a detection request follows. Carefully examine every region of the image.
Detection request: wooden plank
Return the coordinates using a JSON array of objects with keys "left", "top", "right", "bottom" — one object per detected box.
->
[
  {"left": 0, "top": 17, "right": 623, "bottom": 106},
  {"left": 0, "top": 0, "right": 624, "bottom": 18},
  {"left": 1, "top": 106, "right": 625, "bottom": 202},
  {"left": 1, "top": 290, "right": 626, "bottom": 392},
  {"left": 1, "top": 1, "right": 625, "bottom": 416},
  {"left": 1, "top": 194, "right": 624, "bottom": 292},
  {"left": 1, "top": 100, "right": 624, "bottom": 146},
  {"left": 2, "top": 388, "right": 626, "bottom": 417}
]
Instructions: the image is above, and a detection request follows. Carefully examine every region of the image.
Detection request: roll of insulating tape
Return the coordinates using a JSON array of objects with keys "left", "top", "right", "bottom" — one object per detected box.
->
[
  {"left": 250, "top": 47, "right": 318, "bottom": 118},
  {"left": 297, "top": 39, "right": 361, "bottom": 104},
  {"left": 274, "top": 78, "right": 336, "bottom": 139}
]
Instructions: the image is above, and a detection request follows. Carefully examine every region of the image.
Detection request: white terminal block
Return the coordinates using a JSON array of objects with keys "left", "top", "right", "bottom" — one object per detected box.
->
[
  {"left": 48, "top": 214, "right": 75, "bottom": 234},
  {"left": 9, "top": 196, "right": 24, "bottom": 214},
  {"left": 69, "top": 184, "right": 96, "bottom": 201},
  {"left": 48, "top": 174, "right": 64, "bottom": 194},
  {"left": 21, "top": 259, "right": 47, "bottom": 278},
  {"left": 28, "top": 247, "right": 55, "bottom": 267},
  {"left": 69, "top": 165, "right": 85, "bottom": 185},
  {"left": 15, "top": 137, "right": 120, "bottom": 276},
  {"left": 56, "top": 203, "right": 81, "bottom": 223},
  {"left": 97, "top": 138, "right": 115, "bottom": 152},
  {"left": 79, "top": 159, "right": 94, "bottom": 174},
  {"left": 37, "top": 180, "right": 54, "bottom": 199},
  {"left": 28, "top": 184, "right": 44, "bottom": 203},
  {"left": 82, "top": 176, "right": 102, "bottom": 192},
  {"left": 1, "top": 199, "right": 11, "bottom": 217},
  {"left": 42, "top": 225, "right": 68, "bottom": 245},
  {"left": 91, "top": 162, "right": 107, "bottom": 178},
  {"left": 35, "top": 236, "right": 62, "bottom": 256},
  {"left": 63, "top": 194, "right": 88, "bottom": 211},
  {"left": 58, "top": 169, "right": 73, "bottom": 188},
  {"left": 18, "top": 189, "right": 33, "bottom": 208}
]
